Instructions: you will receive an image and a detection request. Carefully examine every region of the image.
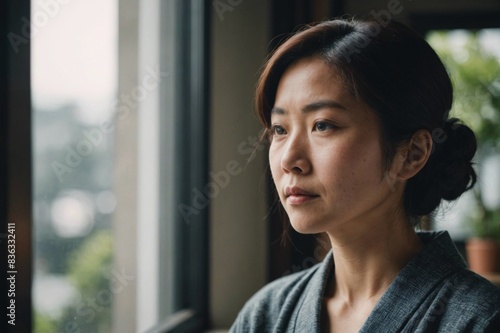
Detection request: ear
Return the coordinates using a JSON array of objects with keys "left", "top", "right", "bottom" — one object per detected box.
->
[{"left": 392, "top": 129, "right": 433, "bottom": 180}]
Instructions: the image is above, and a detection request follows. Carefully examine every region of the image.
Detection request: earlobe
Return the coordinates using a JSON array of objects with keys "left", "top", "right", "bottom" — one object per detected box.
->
[{"left": 399, "top": 129, "right": 433, "bottom": 180}]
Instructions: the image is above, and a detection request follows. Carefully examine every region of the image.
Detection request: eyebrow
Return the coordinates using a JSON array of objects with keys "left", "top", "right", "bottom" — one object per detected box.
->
[{"left": 271, "top": 100, "right": 348, "bottom": 115}]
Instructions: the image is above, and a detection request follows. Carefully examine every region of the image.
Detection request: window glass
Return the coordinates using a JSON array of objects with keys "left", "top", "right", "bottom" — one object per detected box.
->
[{"left": 31, "top": 0, "right": 118, "bottom": 332}]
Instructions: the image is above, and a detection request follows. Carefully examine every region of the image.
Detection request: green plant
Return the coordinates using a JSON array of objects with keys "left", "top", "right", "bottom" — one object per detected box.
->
[
  {"left": 472, "top": 204, "right": 500, "bottom": 240},
  {"left": 58, "top": 230, "right": 113, "bottom": 333},
  {"left": 34, "top": 312, "right": 58, "bottom": 333},
  {"left": 428, "top": 30, "right": 500, "bottom": 239}
]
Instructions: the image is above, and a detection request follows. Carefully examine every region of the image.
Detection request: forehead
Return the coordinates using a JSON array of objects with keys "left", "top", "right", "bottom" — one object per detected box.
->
[{"left": 273, "top": 57, "right": 359, "bottom": 113}]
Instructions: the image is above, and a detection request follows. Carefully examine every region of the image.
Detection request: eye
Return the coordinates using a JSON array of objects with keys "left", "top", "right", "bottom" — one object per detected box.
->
[
  {"left": 314, "top": 121, "right": 335, "bottom": 132},
  {"left": 271, "top": 125, "right": 287, "bottom": 136}
]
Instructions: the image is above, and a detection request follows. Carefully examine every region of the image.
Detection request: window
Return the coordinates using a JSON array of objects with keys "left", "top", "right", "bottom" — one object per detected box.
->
[
  {"left": 426, "top": 28, "right": 500, "bottom": 240},
  {"left": 1, "top": 0, "right": 210, "bottom": 332},
  {"left": 31, "top": 1, "right": 118, "bottom": 332}
]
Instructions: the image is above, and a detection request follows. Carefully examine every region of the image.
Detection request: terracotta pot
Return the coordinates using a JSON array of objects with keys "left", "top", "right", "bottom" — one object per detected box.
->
[{"left": 466, "top": 237, "right": 500, "bottom": 275}]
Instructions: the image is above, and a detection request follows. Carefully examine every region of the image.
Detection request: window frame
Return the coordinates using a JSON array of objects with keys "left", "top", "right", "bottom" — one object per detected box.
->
[
  {"left": 143, "top": 0, "right": 210, "bottom": 331},
  {"left": 1, "top": 0, "right": 32, "bottom": 332}
]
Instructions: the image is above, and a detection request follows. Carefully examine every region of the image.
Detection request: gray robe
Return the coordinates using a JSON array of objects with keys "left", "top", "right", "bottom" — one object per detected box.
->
[{"left": 230, "top": 231, "right": 500, "bottom": 332}]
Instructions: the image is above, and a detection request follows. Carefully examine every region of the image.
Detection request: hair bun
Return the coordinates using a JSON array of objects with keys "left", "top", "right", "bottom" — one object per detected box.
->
[{"left": 406, "top": 118, "right": 477, "bottom": 217}]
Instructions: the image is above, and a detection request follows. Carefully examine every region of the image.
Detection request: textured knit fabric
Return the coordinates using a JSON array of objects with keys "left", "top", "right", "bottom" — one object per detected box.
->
[{"left": 230, "top": 231, "right": 500, "bottom": 332}]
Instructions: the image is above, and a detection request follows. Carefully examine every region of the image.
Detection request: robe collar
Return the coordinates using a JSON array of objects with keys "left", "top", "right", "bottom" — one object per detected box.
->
[{"left": 290, "top": 231, "right": 466, "bottom": 332}]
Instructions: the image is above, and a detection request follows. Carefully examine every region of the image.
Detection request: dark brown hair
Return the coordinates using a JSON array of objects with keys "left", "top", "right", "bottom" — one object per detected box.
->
[{"left": 256, "top": 18, "right": 477, "bottom": 224}]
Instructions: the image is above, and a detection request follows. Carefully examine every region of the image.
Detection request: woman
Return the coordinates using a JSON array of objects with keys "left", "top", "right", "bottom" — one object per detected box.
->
[{"left": 230, "top": 18, "right": 500, "bottom": 332}]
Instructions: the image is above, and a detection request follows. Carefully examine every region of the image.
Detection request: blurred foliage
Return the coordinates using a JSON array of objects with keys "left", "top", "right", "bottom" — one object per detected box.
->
[
  {"left": 428, "top": 30, "right": 500, "bottom": 147},
  {"left": 38, "top": 230, "right": 114, "bottom": 333},
  {"left": 472, "top": 208, "right": 500, "bottom": 240},
  {"left": 428, "top": 30, "right": 500, "bottom": 239},
  {"left": 34, "top": 313, "right": 58, "bottom": 333},
  {"left": 61, "top": 229, "right": 113, "bottom": 333},
  {"left": 67, "top": 230, "right": 113, "bottom": 293}
]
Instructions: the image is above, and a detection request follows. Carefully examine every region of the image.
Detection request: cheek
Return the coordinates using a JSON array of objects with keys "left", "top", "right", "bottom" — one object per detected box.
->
[
  {"left": 318, "top": 139, "right": 383, "bottom": 189},
  {"left": 346, "top": 143, "right": 385, "bottom": 191},
  {"left": 269, "top": 145, "right": 282, "bottom": 179}
]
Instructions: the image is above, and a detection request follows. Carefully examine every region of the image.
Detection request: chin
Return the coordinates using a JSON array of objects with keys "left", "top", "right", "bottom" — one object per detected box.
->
[{"left": 289, "top": 217, "right": 327, "bottom": 234}]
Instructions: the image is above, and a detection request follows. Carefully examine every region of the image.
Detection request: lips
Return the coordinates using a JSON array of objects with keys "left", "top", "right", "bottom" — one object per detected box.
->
[{"left": 285, "top": 186, "right": 319, "bottom": 205}]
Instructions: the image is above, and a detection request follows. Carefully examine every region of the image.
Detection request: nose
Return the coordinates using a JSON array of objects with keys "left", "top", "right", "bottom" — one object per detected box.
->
[{"left": 280, "top": 134, "right": 311, "bottom": 175}]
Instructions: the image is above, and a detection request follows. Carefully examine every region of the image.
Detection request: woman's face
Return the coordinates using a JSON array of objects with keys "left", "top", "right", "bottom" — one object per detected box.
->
[{"left": 269, "top": 57, "right": 400, "bottom": 234}]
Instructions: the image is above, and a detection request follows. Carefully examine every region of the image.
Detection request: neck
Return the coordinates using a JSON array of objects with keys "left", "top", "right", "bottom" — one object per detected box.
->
[{"left": 325, "top": 209, "right": 423, "bottom": 306}]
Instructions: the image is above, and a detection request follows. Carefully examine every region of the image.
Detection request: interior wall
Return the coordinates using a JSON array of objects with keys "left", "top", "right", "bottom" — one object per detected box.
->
[{"left": 209, "top": 0, "right": 271, "bottom": 329}]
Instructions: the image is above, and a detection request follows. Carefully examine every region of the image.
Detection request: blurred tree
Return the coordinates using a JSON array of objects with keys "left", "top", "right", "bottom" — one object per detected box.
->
[{"left": 58, "top": 230, "right": 113, "bottom": 333}]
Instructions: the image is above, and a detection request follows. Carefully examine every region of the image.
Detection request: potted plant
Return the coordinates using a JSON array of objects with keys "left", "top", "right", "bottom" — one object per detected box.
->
[
  {"left": 466, "top": 199, "right": 500, "bottom": 275},
  {"left": 463, "top": 62, "right": 500, "bottom": 274},
  {"left": 465, "top": 74, "right": 500, "bottom": 274},
  {"left": 465, "top": 75, "right": 500, "bottom": 275}
]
